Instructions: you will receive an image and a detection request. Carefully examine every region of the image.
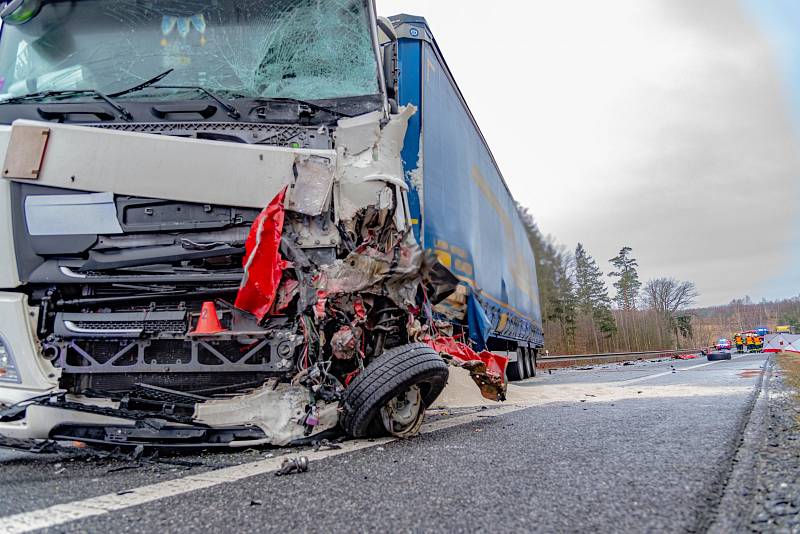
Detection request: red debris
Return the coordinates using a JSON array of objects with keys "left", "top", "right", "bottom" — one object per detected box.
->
[
  {"left": 353, "top": 298, "right": 367, "bottom": 320},
  {"left": 674, "top": 354, "right": 698, "bottom": 360},
  {"left": 234, "top": 187, "right": 289, "bottom": 320},
  {"left": 344, "top": 369, "right": 361, "bottom": 386},
  {"left": 425, "top": 336, "right": 508, "bottom": 401}
]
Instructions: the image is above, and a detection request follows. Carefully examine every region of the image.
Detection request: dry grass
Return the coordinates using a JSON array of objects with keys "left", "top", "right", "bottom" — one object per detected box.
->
[{"left": 777, "top": 352, "right": 800, "bottom": 408}]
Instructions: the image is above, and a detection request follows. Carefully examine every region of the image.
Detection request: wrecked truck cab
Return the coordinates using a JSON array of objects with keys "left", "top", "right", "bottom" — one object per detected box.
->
[
  {"left": 0, "top": 0, "right": 467, "bottom": 449},
  {"left": 0, "top": 109, "right": 450, "bottom": 448}
]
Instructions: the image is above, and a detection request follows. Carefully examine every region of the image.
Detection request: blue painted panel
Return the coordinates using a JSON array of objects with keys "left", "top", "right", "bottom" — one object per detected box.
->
[
  {"left": 397, "top": 38, "right": 423, "bottom": 243},
  {"left": 396, "top": 35, "right": 543, "bottom": 346}
]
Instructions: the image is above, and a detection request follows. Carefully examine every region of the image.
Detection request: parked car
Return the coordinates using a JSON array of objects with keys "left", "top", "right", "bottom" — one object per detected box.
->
[{"left": 714, "top": 338, "right": 731, "bottom": 350}]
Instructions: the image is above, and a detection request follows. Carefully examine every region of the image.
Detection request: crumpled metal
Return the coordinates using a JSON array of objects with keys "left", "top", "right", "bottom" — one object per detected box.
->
[
  {"left": 331, "top": 326, "right": 358, "bottom": 360},
  {"left": 318, "top": 233, "right": 423, "bottom": 309},
  {"left": 426, "top": 336, "right": 508, "bottom": 401}
]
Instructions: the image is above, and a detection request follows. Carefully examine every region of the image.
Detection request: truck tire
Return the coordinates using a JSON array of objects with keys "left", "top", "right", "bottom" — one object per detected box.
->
[
  {"left": 507, "top": 348, "right": 526, "bottom": 381},
  {"left": 528, "top": 349, "right": 538, "bottom": 378},
  {"left": 522, "top": 347, "right": 533, "bottom": 378},
  {"left": 341, "top": 343, "right": 449, "bottom": 439}
]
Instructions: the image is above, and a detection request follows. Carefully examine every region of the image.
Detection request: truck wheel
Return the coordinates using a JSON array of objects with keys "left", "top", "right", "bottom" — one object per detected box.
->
[
  {"left": 522, "top": 347, "right": 533, "bottom": 378},
  {"left": 528, "top": 349, "right": 538, "bottom": 378},
  {"left": 341, "top": 343, "right": 449, "bottom": 439},
  {"left": 507, "top": 348, "right": 526, "bottom": 381}
]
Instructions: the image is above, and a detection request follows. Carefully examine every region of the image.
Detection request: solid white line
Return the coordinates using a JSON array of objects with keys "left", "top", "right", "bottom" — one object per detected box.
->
[
  {"left": 0, "top": 404, "right": 530, "bottom": 534},
  {"left": 621, "top": 353, "right": 749, "bottom": 385}
]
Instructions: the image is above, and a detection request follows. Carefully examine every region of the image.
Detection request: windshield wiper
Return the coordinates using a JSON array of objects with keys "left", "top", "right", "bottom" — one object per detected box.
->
[
  {"left": 0, "top": 89, "right": 132, "bottom": 120},
  {"left": 254, "top": 97, "right": 354, "bottom": 118},
  {"left": 153, "top": 85, "right": 241, "bottom": 119},
  {"left": 108, "top": 68, "right": 174, "bottom": 99}
]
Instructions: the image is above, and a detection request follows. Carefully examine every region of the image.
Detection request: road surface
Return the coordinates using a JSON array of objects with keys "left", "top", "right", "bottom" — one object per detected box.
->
[{"left": 0, "top": 352, "right": 775, "bottom": 533}]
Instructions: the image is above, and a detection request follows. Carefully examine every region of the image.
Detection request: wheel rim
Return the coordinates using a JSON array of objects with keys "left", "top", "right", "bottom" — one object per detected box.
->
[{"left": 380, "top": 384, "right": 425, "bottom": 437}]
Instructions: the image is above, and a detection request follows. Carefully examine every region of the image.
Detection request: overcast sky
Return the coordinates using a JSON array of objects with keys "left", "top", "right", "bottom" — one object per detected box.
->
[{"left": 378, "top": 0, "right": 800, "bottom": 307}]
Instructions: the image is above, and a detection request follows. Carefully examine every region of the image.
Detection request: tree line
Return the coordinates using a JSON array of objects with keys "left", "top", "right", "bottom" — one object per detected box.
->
[{"left": 517, "top": 206, "right": 702, "bottom": 354}]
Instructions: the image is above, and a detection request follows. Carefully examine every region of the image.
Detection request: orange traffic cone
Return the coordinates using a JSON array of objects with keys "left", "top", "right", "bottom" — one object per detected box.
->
[{"left": 190, "top": 301, "right": 225, "bottom": 335}]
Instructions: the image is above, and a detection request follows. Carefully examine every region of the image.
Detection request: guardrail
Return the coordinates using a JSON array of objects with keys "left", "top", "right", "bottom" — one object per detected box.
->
[{"left": 537, "top": 348, "right": 707, "bottom": 369}]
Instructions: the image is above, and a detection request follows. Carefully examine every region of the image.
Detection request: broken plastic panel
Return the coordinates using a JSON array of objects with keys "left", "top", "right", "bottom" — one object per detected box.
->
[{"left": 234, "top": 187, "right": 289, "bottom": 320}]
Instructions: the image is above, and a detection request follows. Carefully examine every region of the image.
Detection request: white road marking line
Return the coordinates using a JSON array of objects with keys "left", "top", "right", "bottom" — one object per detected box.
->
[
  {"left": 0, "top": 404, "right": 530, "bottom": 534},
  {"left": 620, "top": 353, "right": 750, "bottom": 385}
]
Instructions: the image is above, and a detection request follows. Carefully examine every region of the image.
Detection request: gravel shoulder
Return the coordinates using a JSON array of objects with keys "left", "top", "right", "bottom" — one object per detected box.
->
[{"left": 747, "top": 353, "right": 800, "bottom": 531}]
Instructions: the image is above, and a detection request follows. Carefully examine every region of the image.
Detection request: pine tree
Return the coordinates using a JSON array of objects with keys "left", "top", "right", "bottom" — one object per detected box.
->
[
  {"left": 574, "top": 243, "right": 617, "bottom": 347},
  {"left": 517, "top": 205, "right": 577, "bottom": 350},
  {"left": 609, "top": 246, "right": 641, "bottom": 311}
]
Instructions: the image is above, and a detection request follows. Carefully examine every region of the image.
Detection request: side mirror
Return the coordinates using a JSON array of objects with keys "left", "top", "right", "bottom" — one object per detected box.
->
[
  {"left": 376, "top": 16, "right": 398, "bottom": 104},
  {"left": 0, "top": 0, "right": 42, "bottom": 25}
]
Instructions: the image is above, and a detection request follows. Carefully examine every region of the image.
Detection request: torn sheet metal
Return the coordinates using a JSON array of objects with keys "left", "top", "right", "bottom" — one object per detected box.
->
[
  {"left": 426, "top": 336, "right": 508, "bottom": 401},
  {"left": 334, "top": 106, "right": 415, "bottom": 221},
  {"left": 234, "top": 187, "right": 289, "bottom": 320},
  {"left": 420, "top": 249, "right": 459, "bottom": 306},
  {"left": 287, "top": 155, "right": 335, "bottom": 216},
  {"left": 331, "top": 326, "right": 359, "bottom": 360},
  {"left": 467, "top": 293, "right": 493, "bottom": 351},
  {"left": 319, "top": 232, "right": 423, "bottom": 309},
  {"left": 194, "top": 382, "right": 338, "bottom": 447}
]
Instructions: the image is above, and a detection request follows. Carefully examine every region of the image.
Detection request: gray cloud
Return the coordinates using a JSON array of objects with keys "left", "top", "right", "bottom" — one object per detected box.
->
[{"left": 379, "top": 0, "right": 799, "bottom": 306}]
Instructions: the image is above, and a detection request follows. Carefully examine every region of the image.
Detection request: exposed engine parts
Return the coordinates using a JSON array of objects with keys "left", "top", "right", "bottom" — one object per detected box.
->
[{"left": 2, "top": 107, "right": 511, "bottom": 449}]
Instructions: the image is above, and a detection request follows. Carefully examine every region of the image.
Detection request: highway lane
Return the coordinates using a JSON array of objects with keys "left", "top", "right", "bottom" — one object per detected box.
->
[{"left": 0, "top": 352, "right": 770, "bottom": 533}]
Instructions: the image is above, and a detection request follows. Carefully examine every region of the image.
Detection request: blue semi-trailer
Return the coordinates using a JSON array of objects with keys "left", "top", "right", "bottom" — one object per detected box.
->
[
  {"left": 389, "top": 15, "right": 544, "bottom": 380},
  {"left": 0, "top": 1, "right": 541, "bottom": 447}
]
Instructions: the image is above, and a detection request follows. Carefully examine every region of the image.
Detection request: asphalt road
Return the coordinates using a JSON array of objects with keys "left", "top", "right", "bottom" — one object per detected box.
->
[{"left": 0, "top": 352, "right": 772, "bottom": 533}]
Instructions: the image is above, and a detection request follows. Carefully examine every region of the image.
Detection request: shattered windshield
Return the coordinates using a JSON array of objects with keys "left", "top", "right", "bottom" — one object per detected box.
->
[{"left": 0, "top": 0, "right": 380, "bottom": 102}]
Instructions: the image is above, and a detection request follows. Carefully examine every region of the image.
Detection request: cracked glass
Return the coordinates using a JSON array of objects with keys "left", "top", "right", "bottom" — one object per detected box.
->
[{"left": 0, "top": 0, "right": 380, "bottom": 101}]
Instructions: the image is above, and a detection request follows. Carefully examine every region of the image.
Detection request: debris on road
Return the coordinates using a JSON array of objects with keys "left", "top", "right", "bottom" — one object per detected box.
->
[
  {"left": 425, "top": 336, "right": 508, "bottom": 401},
  {"left": 275, "top": 456, "right": 310, "bottom": 477},
  {"left": 311, "top": 439, "right": 343, "bottom": 451}
]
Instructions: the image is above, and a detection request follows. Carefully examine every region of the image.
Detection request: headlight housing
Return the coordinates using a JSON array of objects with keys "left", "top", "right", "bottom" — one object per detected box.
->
[{"left": 0, "top": 339, "right": 20, "bottom": 383}]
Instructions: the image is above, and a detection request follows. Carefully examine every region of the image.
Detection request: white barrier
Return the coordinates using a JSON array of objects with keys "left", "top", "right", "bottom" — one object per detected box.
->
[{"left": 763, "top": 333, "right": 800, "bottom": 354}]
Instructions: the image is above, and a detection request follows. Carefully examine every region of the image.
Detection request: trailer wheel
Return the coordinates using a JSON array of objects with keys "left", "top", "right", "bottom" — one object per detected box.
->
[
  {"left": 522, "top": 347, "right": 533, "bottom": 378},
  {"left": 341, "top": 343, "right": 449, "bottom": 438},
  {"left": 528, "top": 349, "right": 538, "bottom": 378},
  {"left": 507, "top": 348, "right": 526, "bottom": 381}
]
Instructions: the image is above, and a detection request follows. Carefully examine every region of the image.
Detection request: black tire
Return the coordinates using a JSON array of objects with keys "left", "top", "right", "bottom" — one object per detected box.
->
[
  {"left": 528, "top": 349, "right": 537, "bottom": 378},
  {"left": 341, "top": 343, "right": 449, "bottom": 438},
  {"left": 523, "top": 348, "right": 534, "bottom": 378},
  {"left": 507, "top": 348, "right": 526, "bottom": 381}
]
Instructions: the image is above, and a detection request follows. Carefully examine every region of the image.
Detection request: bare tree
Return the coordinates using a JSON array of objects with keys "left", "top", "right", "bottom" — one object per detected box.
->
[
  {"left": 642, "top": 278, "right": 699, "bottom": 314},
  {"left": 642, "top": 278, "right": 699, "bottom": 348}
]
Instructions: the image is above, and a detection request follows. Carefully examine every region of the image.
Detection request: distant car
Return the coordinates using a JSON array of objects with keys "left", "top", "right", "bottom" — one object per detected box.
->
[
  {"left": 707, "top": 348, "right": 732, "bottom": 361},
  {"left": 714, "top": 338, "right": 731, "bottom": 350}
]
